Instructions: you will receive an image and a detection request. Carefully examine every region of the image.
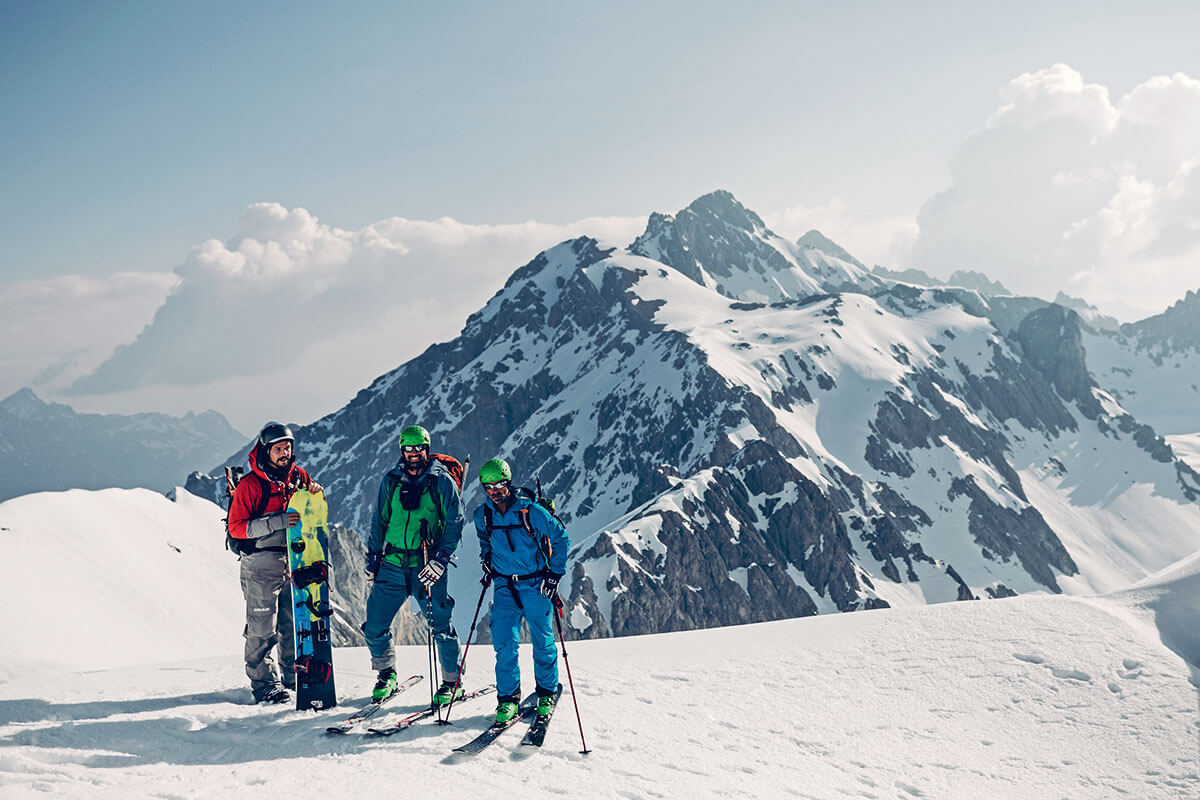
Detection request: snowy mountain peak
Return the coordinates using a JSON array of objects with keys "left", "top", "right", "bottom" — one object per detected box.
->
[
  {"left": 0, "top": 387, "right": 51, "bottom": 419},
  {"left": 796, "top": 229, "right": 866, "bottom": 270},
  {"left": 681, "top": 189, "right": 768, "bottom": 233},
  {"left": 628, "top": 192, "right": 879, "bottom": 303}
]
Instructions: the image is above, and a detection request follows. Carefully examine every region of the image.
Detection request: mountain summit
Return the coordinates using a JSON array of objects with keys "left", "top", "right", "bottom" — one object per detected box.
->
[
  {"left": 629, "top": 191, "right": 880, "bottom": 302},
  {"left": 207, "top": 192, "right": 1200, "bottom": 641}
]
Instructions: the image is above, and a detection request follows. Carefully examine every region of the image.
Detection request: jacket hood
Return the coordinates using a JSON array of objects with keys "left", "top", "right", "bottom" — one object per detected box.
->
[{"left": 247, "top": 441, "right": 299, "bottom": 485}]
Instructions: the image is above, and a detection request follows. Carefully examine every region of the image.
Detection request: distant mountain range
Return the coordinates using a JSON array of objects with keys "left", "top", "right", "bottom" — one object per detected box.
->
[
  {"left": 0, "top": 388, "right": 245, "bottom": 501},
  {"left": 186, "top": 190, "right": 1200, "bottom": 641}
]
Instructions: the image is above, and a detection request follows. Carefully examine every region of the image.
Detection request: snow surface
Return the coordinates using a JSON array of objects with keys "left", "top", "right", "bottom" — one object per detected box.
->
[
  {"left": 3, "top": 488, "right": 242, "bottom": 681},
  {"left": 5, "top": 488, "right": 1200, "bottom": 798}
]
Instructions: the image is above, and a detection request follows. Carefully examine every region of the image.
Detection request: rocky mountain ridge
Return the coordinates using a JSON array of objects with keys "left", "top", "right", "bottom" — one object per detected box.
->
[{"left": 193, "top": 190, "right": 1200, "bottom": 641}]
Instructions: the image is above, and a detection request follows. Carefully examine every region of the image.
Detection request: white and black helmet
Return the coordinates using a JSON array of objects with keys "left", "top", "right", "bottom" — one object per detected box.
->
[{"left": 258, "top": 422, "right": 294, "bottom": 450}]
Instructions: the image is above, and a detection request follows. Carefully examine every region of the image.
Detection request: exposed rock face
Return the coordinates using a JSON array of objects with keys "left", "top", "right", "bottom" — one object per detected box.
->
[
  {"left": 201, "top": 193, "right": 1200, "bottom": 643},
  {"left": 1013, "top": 305, "right": 1101, "bottom": 418}
]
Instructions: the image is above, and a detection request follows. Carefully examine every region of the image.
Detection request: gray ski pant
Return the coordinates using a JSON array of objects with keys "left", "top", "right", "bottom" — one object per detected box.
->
[{"left": 240, "top": 549, "right": 295, "bottom": 693}]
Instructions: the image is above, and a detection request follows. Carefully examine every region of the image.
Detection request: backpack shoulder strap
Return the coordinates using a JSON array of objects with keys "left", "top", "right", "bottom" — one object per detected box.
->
[{"left": 247, "top": 472, "right": 274, "bottom": 519}]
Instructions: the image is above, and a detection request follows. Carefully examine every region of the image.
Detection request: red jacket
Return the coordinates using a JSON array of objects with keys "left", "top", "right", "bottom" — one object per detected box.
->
[{"left": 228, "top": 442, "right": 314, "bottom": 540}]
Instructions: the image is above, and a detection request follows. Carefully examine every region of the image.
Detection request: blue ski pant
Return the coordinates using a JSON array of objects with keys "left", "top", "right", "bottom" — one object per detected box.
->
[
  {"left": 490, "top": 578, "right": 559, "bottom": 698},
  {"left": 364, "top": 561, "right": 461, "bottom": 682}
]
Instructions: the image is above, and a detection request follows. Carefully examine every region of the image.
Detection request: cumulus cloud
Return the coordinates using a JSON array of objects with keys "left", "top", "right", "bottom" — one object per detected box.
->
[
  {"left": 60, "top": 204, "right": 644, "bottom": 428},
  {"left": 911, "top": 64, "right": 1200, "bottom": 319}
]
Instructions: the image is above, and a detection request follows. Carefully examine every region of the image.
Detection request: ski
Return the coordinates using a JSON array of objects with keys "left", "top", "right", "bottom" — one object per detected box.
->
[
  {"left": 366, "top": 685, "right": 497, "bottom": 737},
  {"left": 520, "top": 684, "right": 564, "bottom": 748},
  {"left": 324, "top": 674, "right": 423, "bottom": 735},
  {"left": 450, "top": 692, "right": 537, "bottom": 755}
]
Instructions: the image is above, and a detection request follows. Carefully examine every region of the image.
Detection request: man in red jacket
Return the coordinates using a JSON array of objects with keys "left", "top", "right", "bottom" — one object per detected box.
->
[{"left": 228, "top": 422, "right": 323, "bottom": 704}]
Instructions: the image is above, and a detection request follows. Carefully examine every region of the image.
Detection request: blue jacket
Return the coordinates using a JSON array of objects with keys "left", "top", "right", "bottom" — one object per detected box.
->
[
  {"left": 369, "top": 459, "right": 464, "bottom": 561},
  {"left": 474, "top": 493, "right": 569, "bottom": 578}
]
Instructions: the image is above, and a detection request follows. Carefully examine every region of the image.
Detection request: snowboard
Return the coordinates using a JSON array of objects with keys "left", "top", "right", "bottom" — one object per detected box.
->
[{"left": 287, "top": 488, "right": 337, "bottom": 711}]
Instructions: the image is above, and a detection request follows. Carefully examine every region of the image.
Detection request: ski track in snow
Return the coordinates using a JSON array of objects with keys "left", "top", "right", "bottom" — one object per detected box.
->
[{"left": 3, "top": 589, "right": 1200, "bottom": 800}]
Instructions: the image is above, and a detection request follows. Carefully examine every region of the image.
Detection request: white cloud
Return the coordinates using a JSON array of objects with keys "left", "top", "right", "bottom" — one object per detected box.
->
[
  {"left": 911, "top": 65, "right": 1200, "bottom": 320},
  {"left": 57, "top": 204, "right": 645, "bottom": 430}
]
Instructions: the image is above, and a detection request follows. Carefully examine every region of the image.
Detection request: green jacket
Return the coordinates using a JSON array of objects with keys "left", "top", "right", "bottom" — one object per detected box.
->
[{"left": 368, "top": 459, "right": 464, "bottom": 568}]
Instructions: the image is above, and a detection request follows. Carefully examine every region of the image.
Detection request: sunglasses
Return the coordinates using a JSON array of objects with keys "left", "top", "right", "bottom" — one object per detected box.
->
[
  {"left": 483, "top": 480, "right": 511, "bottom": 490},
  {"left": 401, "top": 445, "right": 428, "bottom": 453}
]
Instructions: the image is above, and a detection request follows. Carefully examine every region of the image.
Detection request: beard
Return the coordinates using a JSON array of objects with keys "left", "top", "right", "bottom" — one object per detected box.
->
[{"left": 265, "top": 455, "right": 293, "bottom": 481}]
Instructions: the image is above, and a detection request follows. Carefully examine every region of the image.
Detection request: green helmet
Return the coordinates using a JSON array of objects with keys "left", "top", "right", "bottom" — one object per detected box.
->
[
  {"left": 399, "top": 425, "right": 431, "bottom": 449},
  {"left": 479, "top": 457, "right": 512, "bottom": 485}
]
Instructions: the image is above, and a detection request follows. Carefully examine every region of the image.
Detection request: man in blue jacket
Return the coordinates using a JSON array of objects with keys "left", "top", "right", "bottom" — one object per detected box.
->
[
  {"left": 474, "top": 457, "right": 570, "bottom": 722},
  {"left": 364, "top": 425, "right": 464, "bottom": 705}
]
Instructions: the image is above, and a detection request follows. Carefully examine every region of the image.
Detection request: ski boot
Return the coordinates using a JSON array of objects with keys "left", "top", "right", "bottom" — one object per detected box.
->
[
  {"left": 254, "top": 683, "right": 291, "bottom": 705},
  {"left": 536, "top": 692, "right": 557, "bottom": 717},
  {"left": 494, "top": 693, "right": 521, "bottom": 724},
  {"left": 372, "top": 667, "right": 398, "bottom": 702},
  {"left": 433, "top": 681, "right": 465, "bottom": 707}
]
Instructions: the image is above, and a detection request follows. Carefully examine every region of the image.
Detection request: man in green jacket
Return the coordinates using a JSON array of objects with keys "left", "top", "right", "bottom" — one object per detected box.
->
[{"left": 363, "top": 425, "right": 465, "bottom": 704}]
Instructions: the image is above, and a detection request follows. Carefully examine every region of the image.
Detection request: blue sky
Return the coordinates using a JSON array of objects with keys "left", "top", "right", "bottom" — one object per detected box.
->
[
  {"left": 3, "top": 1, "right": 1200, "bottom": 427},
  {"left": 4, "top": 1, "right": 1196, "bottom": 280}
]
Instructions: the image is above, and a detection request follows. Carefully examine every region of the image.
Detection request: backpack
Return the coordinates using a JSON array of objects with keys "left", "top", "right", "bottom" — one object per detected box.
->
[
  {"left": 222, "top": 466, "right": 289, "bottom": 557},
  {"left": 430, "top": 453, "right": 466, "bottom": 491},
  {"left": 482, "top": 479, "right": 563, "bottom": 569},
  {"left": 223, "top": 466, "right": 254, "bottom": 556}
]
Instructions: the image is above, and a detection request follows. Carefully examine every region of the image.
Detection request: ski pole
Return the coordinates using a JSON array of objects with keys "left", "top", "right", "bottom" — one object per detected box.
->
[
  {"left": 422, "top": 543, "right": 440, "bottom": 721},
  {"left": 443, "top": 578, "right": 490, "bottom": 723},
  {"left": 551, "top": 594, "right": 591, "bottom": 754}
]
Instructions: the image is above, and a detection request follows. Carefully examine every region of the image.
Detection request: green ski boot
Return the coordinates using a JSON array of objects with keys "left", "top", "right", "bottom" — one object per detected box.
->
[
  {"left": 433, "top": 681, "right": 465, "bottom": 707},
  {"left": 536, "top": 693, "right": 557, "bottom": 717},
  {"left": 495, "top": 699, "right": 520, "bottom": 724},
  {"left": 372, "top": 668, "right": 397, "bottom": 702}
]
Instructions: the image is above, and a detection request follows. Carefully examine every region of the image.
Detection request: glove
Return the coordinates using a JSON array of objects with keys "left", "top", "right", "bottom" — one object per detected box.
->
[
  {"left": 365, "top": 551, "right": 383, "bottom": 582},
  {"left": 480, "top": 558, "right": 496, "bottom": 586},
  {"left": 418, "top": 550, "right": 450, "bottom": 589},
  {"left": 539, "top": 572, "right": 563, "bottom": 598}
]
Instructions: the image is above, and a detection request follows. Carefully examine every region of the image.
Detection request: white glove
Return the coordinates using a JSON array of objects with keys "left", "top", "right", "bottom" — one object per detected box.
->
[{"left": 418, "top": 559, "right": 446, "bottom": 589}]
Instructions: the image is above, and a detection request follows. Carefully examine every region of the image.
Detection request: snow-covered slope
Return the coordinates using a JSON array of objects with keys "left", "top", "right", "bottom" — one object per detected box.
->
[
  {"left": 3, "top": 543, "right": 1200, "bottom": 798},
  {"left": 2, "top": 487, "right": 242, "bottom": 680}
]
